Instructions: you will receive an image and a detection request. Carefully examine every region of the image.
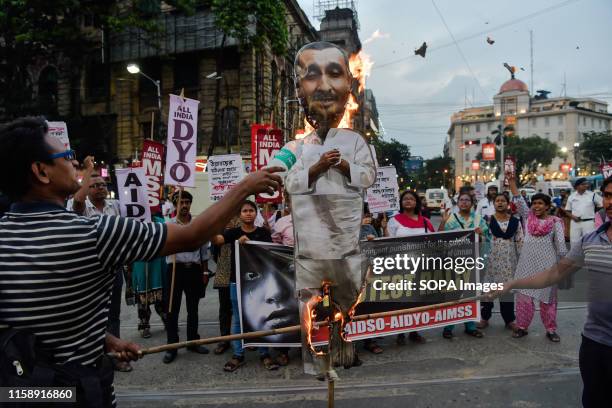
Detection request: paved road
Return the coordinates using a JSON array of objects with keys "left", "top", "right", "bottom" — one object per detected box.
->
[{"left": 113, "top": 214, "right": 588, "bottom": 407}]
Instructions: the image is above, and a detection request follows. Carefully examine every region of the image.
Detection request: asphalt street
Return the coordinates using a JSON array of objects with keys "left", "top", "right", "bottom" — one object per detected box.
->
[{"left": 114, "top": 215, "right": 588, "bottom": 407}]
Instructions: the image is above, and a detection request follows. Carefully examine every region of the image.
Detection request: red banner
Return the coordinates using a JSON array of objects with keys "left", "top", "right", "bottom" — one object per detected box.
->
[
  {"left": 140, "top": 140, "right": 165, "bottom": 213},
  {"left": 310, "top": 301, "right": 479, "bottom": 343},
  {"left": 251, "top": 125, "right": 283, "bottom": 204},
  {"left": 471, "top": 160, "right": 480, "bottom": 171},
  {"left": 482, "top": 143, "right": 496, "bottom": 161},
  {"left": 559, "top": 163, "right": 571, "bottom": 173},
  {"left": 601, "top": 162, "right": 612, "bottom": 179}
]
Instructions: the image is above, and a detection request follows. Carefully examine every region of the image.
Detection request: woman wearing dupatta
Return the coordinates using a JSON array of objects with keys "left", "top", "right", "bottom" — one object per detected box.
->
[
  {"left": 478, "top": 193, "right": 523, "bottom": 331},
  {"left": 385, "top": 190, "right": 434, "bottom": 346},
  {"left": 509, "top": 177, "right": 567, "bottom": 342},
  {"left": 439, "top": 192, "right": 489, "bottom": 339}
]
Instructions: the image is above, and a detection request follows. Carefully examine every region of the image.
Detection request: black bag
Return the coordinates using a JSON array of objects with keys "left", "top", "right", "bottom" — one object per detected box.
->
[{"left": 0, "top": 328, "right": 114, "bottom": 407}]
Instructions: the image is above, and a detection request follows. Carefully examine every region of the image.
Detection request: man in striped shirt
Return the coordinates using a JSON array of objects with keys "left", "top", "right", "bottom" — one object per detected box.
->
[
  {"left": 501, "top": 176, "right": 612, "bottom": 408},
  {"left": 0, "top": 117, "right": 282, "bottom": 406}
]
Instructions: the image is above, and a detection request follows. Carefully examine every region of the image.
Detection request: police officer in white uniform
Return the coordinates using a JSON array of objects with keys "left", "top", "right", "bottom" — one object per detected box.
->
[{"left": 566, "top": 178, "right": 603, "bottom": 242}]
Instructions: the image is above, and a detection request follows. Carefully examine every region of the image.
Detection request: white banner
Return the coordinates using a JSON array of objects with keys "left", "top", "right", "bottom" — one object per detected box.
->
[
  {"left": 115, "top": 167, "right": 151, "bottom": 222},
  {"left": 164, "top": 94, "right": 199, "bottom": 187},
  {"left": 207, "top": 154, "right": 245, "bottom": 202},
  {"left": 366, "top": 166, "right": 399, "bottom": 213},
  {"left": 47, "top": 121, "right": 70, "bottom": 150}
]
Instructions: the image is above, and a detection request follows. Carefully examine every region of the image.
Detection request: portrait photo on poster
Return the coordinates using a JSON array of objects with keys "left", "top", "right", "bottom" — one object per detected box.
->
[{"left": 236, "top": 241, "right": 301, "bottom": 347}]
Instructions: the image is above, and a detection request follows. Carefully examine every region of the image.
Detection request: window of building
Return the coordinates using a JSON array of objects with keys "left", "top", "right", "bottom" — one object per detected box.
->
[
  {"left": 486, "top": 122, "right": 491, "bottom": 131},
  {"left": 531, "top": 117, "right": 537, "bottom": 127},
  {"left": 214, "top": 106, "right": 239, "bottom": 147},
  {"left": 599, "top": 119, "right": 602, "bottom": 128},
  {"left": 531, "top": 133, "right": 537, "bottom": 137},
  {"left": 86, "top": 63, "right": 109, "bottom": 100},
  {"left": 475, "top": 123, "right": 480, "bottom": 132},
  {"left": 545, "top": 132, "right": 550, "bottom": 139},
  {"left": 591, "top": 118, "right": 594, "bottom": 127},
  {"left": 463, "top": 126, "right": 469, "bottom": 134},
  {"left": 558, "top": 116, "right": 563, "bottom": 125},
  {"left": 583, "top": 116, "right": 586, "bottom": 126},
  {"left": 558, "top": 131, "right": 564, "bottom": 141},
  {"left": 544, "top": 117, "right": 550, "bottom": 127},
  {"left": 37, "top": 66, "right": 59, "bottom": 115},
  {"left": 174, "top": 53, "right": 199, "bottom": 92},
  {"left": 465, "top": 152, "right": 470, "bottom": 161}
]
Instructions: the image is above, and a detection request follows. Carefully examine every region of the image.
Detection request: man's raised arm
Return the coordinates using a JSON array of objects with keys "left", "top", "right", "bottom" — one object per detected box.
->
[{"left": 158, "top": 168, "right": 282, "bottom": 256}]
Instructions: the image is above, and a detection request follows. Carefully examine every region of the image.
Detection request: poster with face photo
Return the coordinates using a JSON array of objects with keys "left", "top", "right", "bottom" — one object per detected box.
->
[{"left": 236, "top": 241, "right": 301, "bottom": 347}]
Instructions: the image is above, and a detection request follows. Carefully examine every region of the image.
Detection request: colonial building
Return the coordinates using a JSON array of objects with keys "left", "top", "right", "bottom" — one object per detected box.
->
[{"left": 446, "top": 76, "right": 612, "bottom": 189}]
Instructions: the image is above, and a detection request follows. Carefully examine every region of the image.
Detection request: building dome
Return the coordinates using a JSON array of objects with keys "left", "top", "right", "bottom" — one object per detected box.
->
[{"left": 499, "top": 78, "right": 528, "bottom": 94}]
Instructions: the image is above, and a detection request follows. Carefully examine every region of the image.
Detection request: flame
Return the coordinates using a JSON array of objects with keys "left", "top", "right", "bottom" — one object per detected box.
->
[
  {"left": 304, "top": 295, "right": 325, "bottom": 356},
  {"left": 300, "top": 51, "right": 374, "bottom": 134}
]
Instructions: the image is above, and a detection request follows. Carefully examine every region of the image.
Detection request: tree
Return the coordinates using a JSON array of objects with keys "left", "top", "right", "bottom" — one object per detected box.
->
[
  {"left": 504, "top": 135, "right": 559, "bottom": 174},
  {"left": 578, "top": 131, "right": 612, "bottom": 166},
  {"left": 370, "top": 137, "right": 411, "bottom": 188},
  {"left": 412, "top": 156, "right": 453, "bottom": 191},
  {"left": 0, "top": 0, "right": 195, "bottom": 119}
]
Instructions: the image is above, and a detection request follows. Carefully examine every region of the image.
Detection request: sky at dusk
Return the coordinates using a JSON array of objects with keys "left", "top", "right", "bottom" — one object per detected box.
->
[{"left": 297, "top": 0, "right": 612, "bottom": 158}]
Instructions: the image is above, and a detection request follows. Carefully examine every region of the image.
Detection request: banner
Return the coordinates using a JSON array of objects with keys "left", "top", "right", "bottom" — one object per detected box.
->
[
  {"left": 207, "top": 154, "right": 245, "bottom": 202},
  {"left": 601, "top": 162, "right": 612, "bottom": 179},
  {"left": 504, "top": 156, "right": 516, "bottom": 186},
  {"left": 251, "top": 125, "right": 283, "bottom": 204},
  {"left": 366, "top": 166, "right": 399, "bottom": 213},
  {"left": 47, "top": 121, "right": 70, "bottom": 150},
  {"left": 237, "top": 231, "right": 481, "bottom": 347},
  {"left": 482, "top": 143, "right": 495, "bottom": 161},
  {"left": 140, "top": 140, "right": 164, "bottom": 213},
  {"left": 165, "top": 94, "right": 199, "bottom": 187},
  {"left": 471, "top": 160, "right": 480, "bottom": 171},
  {"left": 115, "top": 167, "right": 151, "bottom": 222}
]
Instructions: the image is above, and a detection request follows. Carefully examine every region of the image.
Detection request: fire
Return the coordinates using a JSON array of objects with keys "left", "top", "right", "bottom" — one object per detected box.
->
[
  {"left": 300, "top": 50, "right": 374, "bottom": 134},
  {"left": 304, "top": 294, "right": 325, "bottom": 356}
]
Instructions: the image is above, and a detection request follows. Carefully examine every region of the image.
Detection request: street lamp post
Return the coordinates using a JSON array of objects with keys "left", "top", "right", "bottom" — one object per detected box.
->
[
  {"left": 127, "top": 63, "right": 161, "bottom": 139},
  {"left": 573, "top": 142, "right": 580, "bottom": 176}
]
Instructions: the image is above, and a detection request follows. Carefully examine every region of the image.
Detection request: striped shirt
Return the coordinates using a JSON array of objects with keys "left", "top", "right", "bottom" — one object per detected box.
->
[
  {"left": 0, "top": 201, "right": 167, "bottom": 366},
  {"left": 567, "top": 221, "right": 612, "bottom": 346}
]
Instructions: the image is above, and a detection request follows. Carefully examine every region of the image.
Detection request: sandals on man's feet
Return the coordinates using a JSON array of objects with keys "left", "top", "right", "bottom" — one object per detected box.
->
[
  {"left": 465, "top": 329, "right": 484, "bottom": 338},
  {"left": 223, "top": 355, "right": 245, "bottom": 372},
  {"left": 214, "top": 342, "right": 230, "bottom": 355},
  {"left": 261, "top": 356, "right": 280, "bottom": 371},
  {"left": 364, "top": 341, "right": 383, "bottom": 354},
  {"left": 512, "top": 328, "right": 528, "bottom": 338}
]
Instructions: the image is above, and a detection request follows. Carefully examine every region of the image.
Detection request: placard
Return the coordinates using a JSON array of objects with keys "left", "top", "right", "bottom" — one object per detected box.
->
[
  {"left": 251, "top": 126, "right": 283, "bottom": 203},
  {"left": 140, "top": 140, "right": 164, "bottom": 213},
  {"left": 207, "top": 154, "right": 245, "bottom": 202},
  {"left": 115, "top": 167, "right": 151, "bottom": 222},
  {"left": 164, "top": 94, "right": 199, "bottom": 187},
  {"left": 47, "top": 121, "right": 70, "bottom": 150},
  {"left": 366, "top": 166, "right": 399, "bottom": 213}
]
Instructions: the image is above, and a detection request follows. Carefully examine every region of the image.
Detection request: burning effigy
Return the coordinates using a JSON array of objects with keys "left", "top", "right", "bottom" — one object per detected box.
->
[{"left": 269, "top": 41, "right": 376, "bottom": 378}]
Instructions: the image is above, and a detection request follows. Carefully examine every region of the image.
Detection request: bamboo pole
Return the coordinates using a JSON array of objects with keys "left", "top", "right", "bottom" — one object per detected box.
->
[{"left": 109, "top": 295, "right": 487, "bottom": 358}]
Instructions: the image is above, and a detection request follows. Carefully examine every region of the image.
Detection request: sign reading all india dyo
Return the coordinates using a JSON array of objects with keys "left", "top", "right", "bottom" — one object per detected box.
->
[{"left": 165, "top": 94, "right": 199, "bottom": 187}]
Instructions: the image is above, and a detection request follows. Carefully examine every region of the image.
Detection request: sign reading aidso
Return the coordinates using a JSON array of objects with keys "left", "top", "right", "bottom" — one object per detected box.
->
[
  {"left": 115, "top": 167, "right": 151, "bottom": 222},
  {"left": 164, "top": 94, "right": 199, "bottom": 187}
]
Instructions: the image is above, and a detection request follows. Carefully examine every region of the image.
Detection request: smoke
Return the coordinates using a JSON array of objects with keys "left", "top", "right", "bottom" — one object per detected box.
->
[{"left": 364, "top": 29, "right": 391, "bottom": 45}]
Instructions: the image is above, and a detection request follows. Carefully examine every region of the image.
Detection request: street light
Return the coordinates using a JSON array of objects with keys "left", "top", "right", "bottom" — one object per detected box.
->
[
  {"left": 560, "top": 146, "right": 568, "bottom": 153},
  {"left": 127, "top": 63, "right": 162, "bottom": 141}
]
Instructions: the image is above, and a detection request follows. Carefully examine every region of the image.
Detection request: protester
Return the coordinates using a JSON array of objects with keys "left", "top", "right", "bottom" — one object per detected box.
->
[
  {"left": 212, "top": 200, "right": 279, "bottom": 372},
  {"left": 497, "top": 176, "right": 612, "bottom": 407},
  {"left": 509, "top": 176, "right": 566, "bottom": 341},
  {"left": 129, "top": 211, "right": 168, "bottom": 339},
  {"left": 595, "top": 206, "right": 608, "bottom": 229},
  {"left": 68, "top": 158, "right": 131, "bottom": 372},
  {"left": 553, "top": 189, "right": 571, "bottom": 241},
  {"left": 476, "top": 184, "right": 498, "bottom": 221},
  {"left": 211, "top": 216, "right": 241, "bottom": 355},
  {"left": 359, "top": 211, "right": 378, "bottom": 241},
  {"left": 163, "top": 191, "right": 211, "bottom": 364},
  {"left": 439, "top": 192, "right": 487, "bottom": 339},
  {"left": 385, "top": 190, "right": 433, "bottom": 345},
  {"left": 420, "top": 197, "right": 432, "bottom": 219},
  {"left": 478, "top": 193, "right": 523, "bottom": 331},
  {"left": 566, "top": 178, "right": 603, "bottom": 243},
  {"left": 0, "top": 116, "right": 282, "bottom": 406},
  {"left": 520, "top": 190, "right": 531, "bottom": 207}
]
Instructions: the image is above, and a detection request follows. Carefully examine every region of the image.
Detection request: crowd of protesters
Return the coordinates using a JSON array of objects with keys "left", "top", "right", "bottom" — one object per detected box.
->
[{"left": 0, "top": 116, "right": 611, "bottom": 407}]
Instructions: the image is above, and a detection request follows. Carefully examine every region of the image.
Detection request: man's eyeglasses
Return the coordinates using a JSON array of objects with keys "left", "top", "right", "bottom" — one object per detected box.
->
[{"left": 48, "top": 150, "right": 76, "bottom": 161}]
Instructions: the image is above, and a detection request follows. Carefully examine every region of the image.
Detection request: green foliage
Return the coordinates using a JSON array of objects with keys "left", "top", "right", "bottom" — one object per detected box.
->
[
  {"left": 411, "top": 155, "right": 453, "bottom": 191},
  {"left": 371, "top": 137, "right": 411, "bottom": 187},
  {"left": 504, "top": 135, "right": 559, "bottom": 174},
  {"left": 579, "top": 131, "right": 612, "bottom": 165},
  {"left": 211, "top": 0, "right": 288, "bottom": 55}
]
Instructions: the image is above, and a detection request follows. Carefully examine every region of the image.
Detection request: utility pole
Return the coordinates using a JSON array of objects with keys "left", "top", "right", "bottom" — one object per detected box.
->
[{"left": 530, "top": 30, "right": 534, "bottom": 94}]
